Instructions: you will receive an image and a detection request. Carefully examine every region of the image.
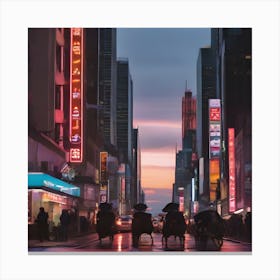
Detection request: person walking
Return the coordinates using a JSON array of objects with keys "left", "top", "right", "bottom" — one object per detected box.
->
[
  {"left": 60, "top": 209, "right": 70, "bottom": 241},
  {"left": 36, "top": 207, "right": 49, "bottom": 242}
]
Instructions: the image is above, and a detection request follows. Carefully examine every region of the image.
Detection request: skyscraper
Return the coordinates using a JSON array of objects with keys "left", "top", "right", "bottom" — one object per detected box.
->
[
  {"left": 213, "top": 28, "right": 252, "bottom": 214},
  {"left": 99, "top": 28, "right": 117, "bottom": 149},
  {"left": 116, "top": 58, "right": 133, "bottom": 164},
  {"left": 116, "top": 58, "right": 133, "bottom": 211},
  {"left": 173, "top": 88, "right": 197, "bottom": 216},
  {"left": 196, "top": 46, "right": 217, "bottom": 207}
]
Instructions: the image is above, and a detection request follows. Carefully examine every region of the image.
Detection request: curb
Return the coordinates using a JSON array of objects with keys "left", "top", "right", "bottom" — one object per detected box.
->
[{"left": 223, "top": 237, "right": 252, "bottom": 245}]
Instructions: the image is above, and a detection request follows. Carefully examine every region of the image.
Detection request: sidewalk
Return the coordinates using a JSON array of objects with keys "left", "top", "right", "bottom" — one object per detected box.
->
[
  {"left": 223, "top": 236, "right": 252, "bottom": 246},
  {"left": 28, "top": 230, "right": 97, "bottom": 248}
]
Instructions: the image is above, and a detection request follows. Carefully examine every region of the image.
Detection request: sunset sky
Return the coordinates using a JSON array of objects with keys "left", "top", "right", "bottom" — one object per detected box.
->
[{"left": 117, "top": 28, "right": 211, "bottom": 214}]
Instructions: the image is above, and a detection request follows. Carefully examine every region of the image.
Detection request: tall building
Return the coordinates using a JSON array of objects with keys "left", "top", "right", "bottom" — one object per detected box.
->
[
  {"left": 28, "top": 28, "right": 84, "bottom": 236},
  {"left": 213, "top": 28, "right": 252, "bottom": 215},
  {"left": 182, "top": 89, "right": 196, "bottom": 157},
  {"left": 116, "top": 58, "right": 133, "bottom": 212},
  {"left": 96, "top": 28, "right": 120, "bottom": 209},
  {"left": 116, "top": 58, "right": 133, "bottom": 164},
  {"left": 132, "top": 128, "right": 142, "bottom": 207},
  {"left": 28, "top": 28, "right": 69, "bottom": 148},
  {"left": 28, "top": 28, "right": 121, "bottom": 236},
  {"left": 196, "top": 46, "right": 217, "bottom": 208},
  {"left": 98, "top": 28, "right": 117, "bottom": 149},
  {"left": 173, "top": 88, "right": 197, "bottom": 216}
]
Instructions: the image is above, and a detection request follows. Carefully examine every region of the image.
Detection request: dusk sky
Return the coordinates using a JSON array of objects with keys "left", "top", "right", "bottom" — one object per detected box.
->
[{"left": 117, "top": 28, "right": 211, "bottom": 214}]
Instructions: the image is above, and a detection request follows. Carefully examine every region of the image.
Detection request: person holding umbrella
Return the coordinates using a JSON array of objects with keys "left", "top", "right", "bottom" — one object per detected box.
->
[
  {"left": 193, "top": 207, "right": 224, "bottom": 250},
  {"left": 131, "top": 203, "right": 153, "bottom": 247},
  {"left": 161, "top": 202, "right": 186, "bottom": 248}
]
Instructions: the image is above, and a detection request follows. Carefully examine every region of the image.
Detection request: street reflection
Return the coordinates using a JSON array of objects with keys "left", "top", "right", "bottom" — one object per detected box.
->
[{"left": 117, "top": 235, "right": 123, "bottom": 252}]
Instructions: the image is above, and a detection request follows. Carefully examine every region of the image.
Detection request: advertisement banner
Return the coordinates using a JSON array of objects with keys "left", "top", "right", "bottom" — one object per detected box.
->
[
  {"left": 178, "top": 187, "right": 184, "bottom": 212},
  {"left": 99, "top": 188, "right": 107, "bottom": 203},
  {"left": 209, "top": 99, "right": 221, "bottom": 160},
  {"left": 69, "top": 28, "right": 83, "bottom": 162},
  {"left": 209, "top": 99, "right": 221, "bottom": 202}
]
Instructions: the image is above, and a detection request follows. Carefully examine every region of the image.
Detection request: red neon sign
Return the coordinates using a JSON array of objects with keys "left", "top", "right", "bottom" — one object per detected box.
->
[
  {"left": 228, "top": 128, "right": 236, "bottom": 212},
  {"left": 69, "top": 28, "right": 83, "bottom": 163},
  {"left": 209, "top": 107, "right": 221, "bottom": 121}
]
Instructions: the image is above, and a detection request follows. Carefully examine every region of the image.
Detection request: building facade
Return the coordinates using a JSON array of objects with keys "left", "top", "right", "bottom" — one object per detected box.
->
[{"left": 213, "top": 28, "right": 252, "bottom": 216}]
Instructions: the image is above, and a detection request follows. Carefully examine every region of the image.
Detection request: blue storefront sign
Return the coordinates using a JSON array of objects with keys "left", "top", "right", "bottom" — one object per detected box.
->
[{"left": 28, "top": 172, "right": 80, "bottom": 197}]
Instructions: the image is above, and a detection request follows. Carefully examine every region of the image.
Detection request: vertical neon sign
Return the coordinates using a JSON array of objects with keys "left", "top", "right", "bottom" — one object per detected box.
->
[
  {"left": 69, "top": 28, "right": 83, "bottom": 163},
  {"left": 178, "top": 187, "right": 184, "bottom": 212},
  {"left": 100, "top": 152, "right": 108, "bottom": 203},
  {"left": 228, "top": 128, "right": 236, "bottom": 212}
]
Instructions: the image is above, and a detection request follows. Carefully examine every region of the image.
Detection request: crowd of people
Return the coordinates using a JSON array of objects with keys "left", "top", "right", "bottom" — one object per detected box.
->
[{"left": 35, "top": 207, "right": 73, "bottom": 242}]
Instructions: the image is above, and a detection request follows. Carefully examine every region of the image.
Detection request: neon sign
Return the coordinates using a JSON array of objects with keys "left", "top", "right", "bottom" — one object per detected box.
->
[
  {"left": 209, "top": 99, "right": 221, "bottom": 159},
  {"left": 209, "top": 99, "right": 221, "bottom": 201},
  {"left": 228, "top": 128, "right": 236, "bottom": 212},
  {"left": 69, "top": 28, "right": 83, "bottom": 162},
  {"left": 100, "top": 152, "right": 108, "bottom": 183}
]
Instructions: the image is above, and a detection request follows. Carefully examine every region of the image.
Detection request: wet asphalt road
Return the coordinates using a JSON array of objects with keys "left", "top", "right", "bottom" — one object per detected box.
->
[{"left": 29, "top": 232, "right": 252, "bottom": 253}]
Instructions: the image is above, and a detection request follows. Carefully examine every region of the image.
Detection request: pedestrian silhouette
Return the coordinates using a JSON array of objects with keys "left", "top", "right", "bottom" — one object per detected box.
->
[
  {"left": 35, "top": 207, "right": 49, "bottom": 242},
  {"left": 60, "top": 209, "right": 70, "bottom": 241},
  {"left": 96, "top": 203, "right": 116, "bottom": 243}
]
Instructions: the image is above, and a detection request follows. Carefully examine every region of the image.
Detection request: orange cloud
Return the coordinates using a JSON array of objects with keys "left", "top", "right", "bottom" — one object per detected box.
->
[
  {"left": 141, "top": 165, "right": 174, "bottom": 189},
  {"left": 134, "top": 119, "right": 181, "bottom": 129},
  {"left": 141, "top": 149, "right": 176, "bottom": 167}
]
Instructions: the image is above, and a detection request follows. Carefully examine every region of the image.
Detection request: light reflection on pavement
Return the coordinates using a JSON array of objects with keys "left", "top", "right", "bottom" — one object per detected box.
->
[{"left": 29, "top": 232, "right": 252, "bottom": 253}]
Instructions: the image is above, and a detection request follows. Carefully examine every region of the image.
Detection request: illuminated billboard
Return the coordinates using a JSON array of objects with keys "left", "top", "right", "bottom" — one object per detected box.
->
[
  {"left": 100, "top": 152, "right": 108, "bottom": 183},
  {"left": 228, "top": 128, "right": 236, "bottom": 212},
  {"left": 178, "top": 187, "right": 184, "bottom": 212},
  {"left": 209, "top": 159, "right": 220, "bottom": 201},
  {"left": 69, "top": 28, "right": 83, "bottom": 163},
  {"left": 199, "top": 157, "right": 204, "bottom": 195},
  {"left": 28, "top": 172, "right": 80, "bottom": 197},
  {"left": 100, "top": 152, "right": 108, "bottom": 202},
  {"left": 100, "top": 184, "right": 107, "bottom": 203},
  {"left": 209, "top": 99, "right": 221, "bottom": 202},
  {"left": 209, "top": 99, "right": 221, "bottom": 159}
]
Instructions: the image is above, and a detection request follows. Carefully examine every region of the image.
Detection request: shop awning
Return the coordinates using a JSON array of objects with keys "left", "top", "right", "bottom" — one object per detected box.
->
[{"left": 28, "top": 172, "right": 80, "bottom": 197}]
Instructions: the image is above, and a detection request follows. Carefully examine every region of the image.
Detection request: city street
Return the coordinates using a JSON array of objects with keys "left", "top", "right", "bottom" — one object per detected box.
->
[{"left": 29, "top": 232, "right": 251, "bottom": 253}]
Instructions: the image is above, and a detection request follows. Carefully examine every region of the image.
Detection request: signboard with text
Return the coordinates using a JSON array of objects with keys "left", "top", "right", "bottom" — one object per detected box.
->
[
  {"left": 69, "top": 28, "right": 83, "bottom": 162},
  {"left": 209, "top": 99, "right": 221, "bottom": 159},
  {"left": 100, "top": 152, "right": 108, "bottom": 203},
  {"left": 100, "top": 152, "right": 108, "bottom": 183},
  {"left": 209, "top": 99, "right": 221, "bottom": 202}
]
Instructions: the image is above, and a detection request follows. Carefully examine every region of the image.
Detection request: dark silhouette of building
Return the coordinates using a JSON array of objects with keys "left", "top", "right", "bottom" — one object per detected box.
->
[
  {"left": 212, "top": 28, "right": 252, "bottom": 215},
  {"left": 196, "top": 46, "right": 217, "bottom": 208}
]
